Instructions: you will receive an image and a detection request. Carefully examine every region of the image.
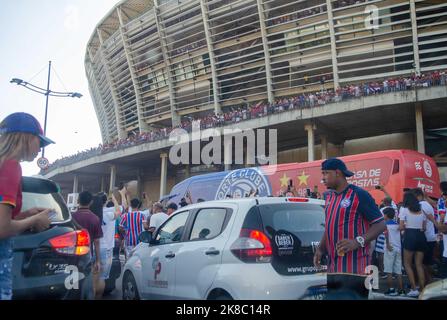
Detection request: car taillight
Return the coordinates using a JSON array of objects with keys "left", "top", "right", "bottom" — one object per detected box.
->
[
  {"left": 230, "top": 229, "right": 272, "bottom": 263},
  {"left": 114, "top": 233, "right": 120, "bottom": 240},
  {"left": 49, "top": 230, "right": 90, "bottom": 256},
  {"left": 286, "top": 197, "right": 309, "bottom": 202}
]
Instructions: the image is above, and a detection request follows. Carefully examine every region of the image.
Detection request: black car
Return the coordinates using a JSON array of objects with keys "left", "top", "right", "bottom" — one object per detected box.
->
[{"left": 12, "top": 176, "right": 93, "bottom": 300}]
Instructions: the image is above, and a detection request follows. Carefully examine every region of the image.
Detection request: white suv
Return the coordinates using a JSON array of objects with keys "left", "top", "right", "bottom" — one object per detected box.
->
[{"left": 122, "top": 197, "right": 327, "bottom": 300}]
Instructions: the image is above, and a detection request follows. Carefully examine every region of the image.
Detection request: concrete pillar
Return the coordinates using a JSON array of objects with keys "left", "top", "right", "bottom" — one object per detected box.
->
[
  {"left": 160, "top": 153, "right": 168, "bottom": 197},
  {"left": 73, "top": 175, "right": 79, "bottom": 194},
  {"left": 117, "top": 7, "right": 150, "bottom": 133},
  {"left": 109, "top": 165, "right": 117, "bottom": 193},
  {"left": 86, "top": 51, "right": 111, "bottom": 142},
  {"left": 335, "top": 142, "right": 345, "bottom": 157},
  {"left": 256, "top": 0, "right": 275, "bottom": 103},
  {"left": 200, "top": 0, "right": 222, "bottom": 114},
  {"left": 415, "top": 103, "right": 425, "bottom": 154},
  {"left": 326, "top": 0, "right": 340, "bottom": 89},
  {"left": 246, "top": 140, "right": 256, "bottom": 167},
  {"left": 88, "top": 72, "right": 109, "bottom": 144},
  {"left": 154, "top": 1, "right": 180, "bottom": 126},
  {"left": 304, "top": 123, "right": 316, "bottom": 162},
  {"left": 321, "top": 135, "right": 328, "bottom": 160},
  {"left": 97, "top": 28, "right": 126, "bottom": 140},
  {"left": 409, "top": 0, "right": 421, "bottom": 75},
  {"left": 224, "top": 139, "right": 232, "bottom": 171}
]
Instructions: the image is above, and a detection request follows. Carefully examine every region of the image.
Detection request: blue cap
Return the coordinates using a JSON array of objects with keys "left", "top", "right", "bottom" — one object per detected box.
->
[
  {"left": 0, "top": 112, "right": 55, "bottom": 148},
  {"left": 321, "top": 158, "right": 354, "bottom": 177}
]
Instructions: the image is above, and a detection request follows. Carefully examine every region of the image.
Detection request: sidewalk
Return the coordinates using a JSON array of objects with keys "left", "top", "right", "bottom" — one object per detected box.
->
[{"left": 369, "top": 275, "right": 443, "bottom": 300}]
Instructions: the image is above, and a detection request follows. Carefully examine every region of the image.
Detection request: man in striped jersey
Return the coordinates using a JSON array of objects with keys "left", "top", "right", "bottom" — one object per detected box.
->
[
  {"left": 314, "top": 158, "right": 386, "bottom": 299},
  {"left": 119, "top": 198, "right": 144, "bottom": 258}
]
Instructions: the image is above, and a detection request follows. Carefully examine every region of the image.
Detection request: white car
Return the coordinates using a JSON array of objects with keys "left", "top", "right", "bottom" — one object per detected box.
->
[
  {"left": 122, "top": 197, "right": 327, "bottom": 300},
  {"left": 419, "top": 279, "right": 447, "bottom": 300}
]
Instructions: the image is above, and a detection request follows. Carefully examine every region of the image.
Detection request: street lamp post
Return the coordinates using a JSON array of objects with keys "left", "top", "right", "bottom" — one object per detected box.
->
[
  {"left": 43, "top": 61, "right": 52, "bottom": 141},
  {"left": 10, "top": 61, "right": 82, "bottom": 164}
]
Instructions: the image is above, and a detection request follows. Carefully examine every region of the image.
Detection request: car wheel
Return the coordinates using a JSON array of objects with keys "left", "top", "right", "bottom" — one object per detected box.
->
[{"left": 122, "top": 272, "right": 140, "bottom": 300}]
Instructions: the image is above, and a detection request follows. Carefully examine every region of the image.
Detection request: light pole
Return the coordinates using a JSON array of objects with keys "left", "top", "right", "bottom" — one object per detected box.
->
[{"left": 10, "top": 61, "right": 82, "bottom": 165}]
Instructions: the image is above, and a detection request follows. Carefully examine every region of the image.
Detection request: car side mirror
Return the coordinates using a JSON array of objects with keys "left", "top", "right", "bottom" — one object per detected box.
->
[{"left": 139, "top": 231, "right": 152, "bottom": 244}]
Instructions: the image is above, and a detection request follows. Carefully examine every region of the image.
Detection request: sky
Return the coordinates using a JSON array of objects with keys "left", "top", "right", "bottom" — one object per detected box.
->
[{"left": 0, "top": 0, "right": 119, "bottom": 176}]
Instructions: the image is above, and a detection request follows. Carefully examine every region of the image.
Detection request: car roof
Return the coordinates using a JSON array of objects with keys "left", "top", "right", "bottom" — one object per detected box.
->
[
  {"left": 22, "top": 176, "right": 60, "bottom": 194},
  {"left": 175, "top": 197, "right": 324, "bottom": 211}
]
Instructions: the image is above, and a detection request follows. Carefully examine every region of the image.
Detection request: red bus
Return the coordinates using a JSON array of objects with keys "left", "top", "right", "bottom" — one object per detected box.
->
[
  {"left": 168, "top": 150, "right": 441, "bottom": 205},
  {"left": 263, "top": 149, "right": 441, "bottom": 204}
]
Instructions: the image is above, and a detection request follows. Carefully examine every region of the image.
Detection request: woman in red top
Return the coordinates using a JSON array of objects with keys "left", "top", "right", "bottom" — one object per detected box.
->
[{"left": 0, "top": 112, "right": 54, "bottom": 300}]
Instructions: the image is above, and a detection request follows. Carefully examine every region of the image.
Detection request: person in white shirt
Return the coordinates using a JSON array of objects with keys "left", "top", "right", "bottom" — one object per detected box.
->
[
  {"left": 399, "top": 192, "right": 427, "bottom": 298},
  {"left": 412, "top": 188, "right": 437, "bottom": 284},
  {"left": 148, "top": 202, "right": 169, "bottom": 234},
  {"left": 383, "top": 208, "right": 404, "bottom": 296},
  {"left": 96, "top": 193, "right": 122, "bottom": 299}
]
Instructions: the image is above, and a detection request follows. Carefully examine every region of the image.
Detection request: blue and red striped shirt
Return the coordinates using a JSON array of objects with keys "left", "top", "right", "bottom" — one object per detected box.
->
[
  {"left": 119, "top": 211, "right": 144, "bottom": 247},
  {"left": 325, "top": 184, "right": 384, "bottom": 274}
]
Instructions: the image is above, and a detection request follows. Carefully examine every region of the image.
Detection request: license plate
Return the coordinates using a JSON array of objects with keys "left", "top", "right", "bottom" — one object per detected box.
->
[{"left": 45, "top": 262, "right": 69, "bottom": 275}]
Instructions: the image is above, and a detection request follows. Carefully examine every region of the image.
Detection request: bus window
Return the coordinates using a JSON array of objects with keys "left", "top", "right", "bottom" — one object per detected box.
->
[{"left": 187, "top": 178, "right": 223, "bottom": 202}]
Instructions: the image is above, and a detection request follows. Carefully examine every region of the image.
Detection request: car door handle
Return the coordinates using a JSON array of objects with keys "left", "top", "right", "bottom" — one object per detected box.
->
[
  {"left": 165, "top": 252, "right": 175, "bottom": 259},
  {"left": 205, "top": 249, "right": 220, "bottom": 256}
]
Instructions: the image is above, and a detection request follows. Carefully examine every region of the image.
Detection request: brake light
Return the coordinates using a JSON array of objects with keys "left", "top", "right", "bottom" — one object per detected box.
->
[
  {"left": 76, "top": 230, "right": 90, "bottom": 255},
  {"left": 114, "top": 233, "right": 120, "bottom": 240},
  {"left": 287, "top": 197, "right": 309, "bottom": 202},
  {"left": 49, "top": 230, "right": 90, "bottom": 256},
  {"left": 230, "top": 229, "right": 272, "bottom": 263}
]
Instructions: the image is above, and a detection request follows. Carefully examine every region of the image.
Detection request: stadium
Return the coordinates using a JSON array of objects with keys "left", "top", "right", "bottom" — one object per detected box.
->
[{"left": 43, "top": 0, "right": 447, "bottom": 200}]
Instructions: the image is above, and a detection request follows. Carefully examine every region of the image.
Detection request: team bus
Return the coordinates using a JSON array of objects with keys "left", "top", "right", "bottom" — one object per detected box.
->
[{"left": 167, "top": 150, "right": 441, "bottom": 206}]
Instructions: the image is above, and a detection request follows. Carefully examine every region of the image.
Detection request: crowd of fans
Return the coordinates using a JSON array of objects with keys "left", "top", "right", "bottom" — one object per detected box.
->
[
  {"left": 268, "top": 5, "right": 327, "bottom": 26},
  {"left": 267, "top": 0, "right": 375, "bottom": 27},
  {"left": 369, "top": 185, "right": 447, "bottom": 298},
  {"left": 41, "top": 69, "right": 447, "bottom": 173},
  {"left": 173, "top": 39, "right": 207, "bottom": 57},
  {"left": 147, "top": 1, "right": 377, "bottom": 60},
  {"left": 332, "top": 0, "right": 372, "bottom": 9}
]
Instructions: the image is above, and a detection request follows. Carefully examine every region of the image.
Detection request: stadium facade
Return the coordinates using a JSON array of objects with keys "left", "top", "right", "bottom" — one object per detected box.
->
[
  {"left": 42, "top": 0, "right": 447, "bottom": 200},
  {"left": 85, "top": 0, "right": 447, "bottom": 143}
]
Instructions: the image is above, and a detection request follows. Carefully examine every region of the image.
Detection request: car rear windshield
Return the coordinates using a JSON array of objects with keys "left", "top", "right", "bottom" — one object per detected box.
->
[
  {"left": 257, "top": 203, "right": 325, "bottom": 245},
  {"left": 21, "top": 192, "right": 70, "bottom": 222}
]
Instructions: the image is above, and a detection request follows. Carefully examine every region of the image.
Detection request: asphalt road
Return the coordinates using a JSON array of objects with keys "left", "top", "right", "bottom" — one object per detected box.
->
[
  {"left": 101, "top": 255, "right": 125, "bottom": 300},
  {"left": 99, "top": 255, "right": 423, "bottom": 300}
]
